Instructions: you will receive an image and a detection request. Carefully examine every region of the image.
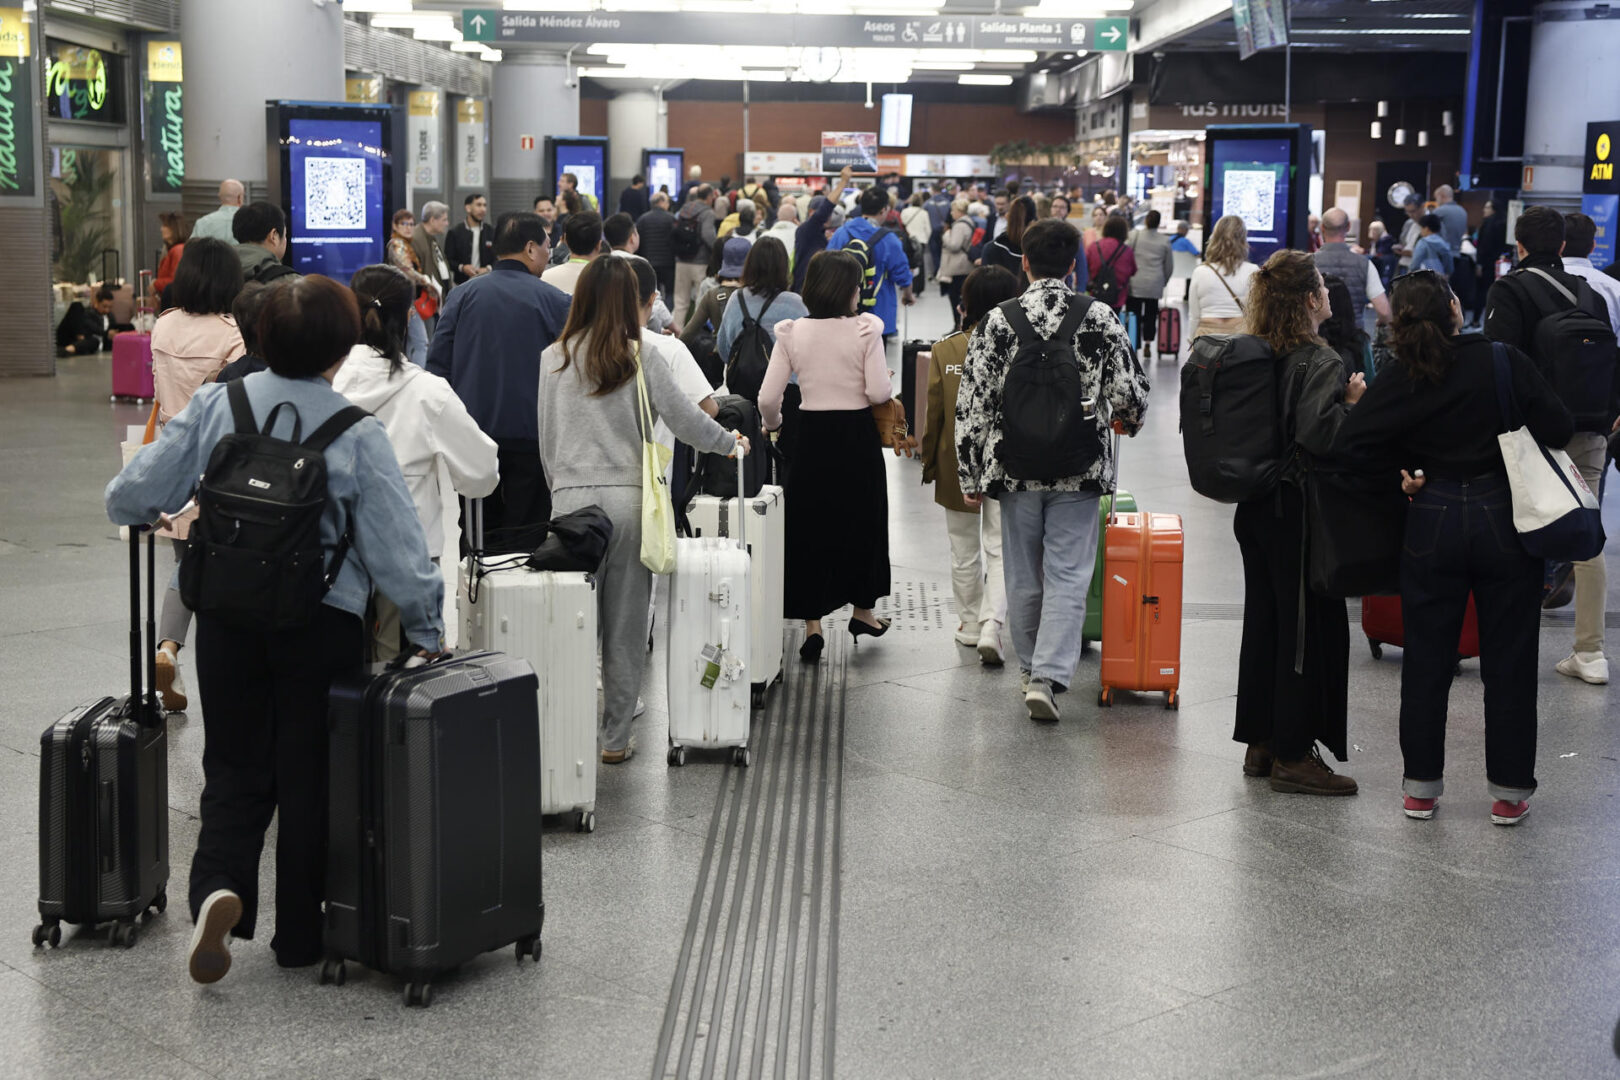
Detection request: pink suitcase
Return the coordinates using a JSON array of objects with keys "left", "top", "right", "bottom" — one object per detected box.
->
[{"left": 110, "top": 332, "right": 153, "bottom": 402}]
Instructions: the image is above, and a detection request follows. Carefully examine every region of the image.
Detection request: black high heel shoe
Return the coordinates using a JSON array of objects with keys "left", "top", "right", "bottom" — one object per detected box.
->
[
  {"left": 799, "top": 633, "right": 825, "bottom": 662},
  {"left": 848, "top": 617, "right": 891, "bottom": 643}
]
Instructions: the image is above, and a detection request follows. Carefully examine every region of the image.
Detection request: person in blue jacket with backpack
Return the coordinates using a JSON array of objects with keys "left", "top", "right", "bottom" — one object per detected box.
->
[{"left": 827, "top": 186, "right": 916, "bottom": 340}]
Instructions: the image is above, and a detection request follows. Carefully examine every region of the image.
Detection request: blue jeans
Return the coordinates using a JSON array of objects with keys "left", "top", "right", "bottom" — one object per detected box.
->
[
  {"left": 406, "top": 310, "right": 429, "bottom": 368},
  {"left": 998, "top": 489, "right": 1101, "bottom": 690},
  {"left": 1399, "top": 475, "right": 1541, "bottom": 801}
]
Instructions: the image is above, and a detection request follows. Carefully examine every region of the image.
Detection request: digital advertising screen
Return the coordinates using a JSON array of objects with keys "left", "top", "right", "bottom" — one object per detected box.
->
[
  {"left": 643, "top": 149, "right": 683, "bottom": 200},
  {"left": 268, "top": 102, "right": 404, "bottom": 286},
  {"left": 550, "top": 138, "right": 607, "bottom": 211},
  {"left": 1205, "top": 125, "right": 1311, "bottom": 263}
]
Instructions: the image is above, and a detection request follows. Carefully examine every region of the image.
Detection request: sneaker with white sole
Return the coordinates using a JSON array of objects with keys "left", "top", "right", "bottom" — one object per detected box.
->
[
  {"left": 1025, "top": 677, "right": 1060, "bottom": 721},
  {"left": 1555, "top": 651, "right": 1609, "bottom": 685},
  {"left": 1490, "top": 799, "right": 1530, "bottom": 826},
  {"left": 1019, "top": 670, "right": 1031, "bottom": 695},
  {"left": 634, "top": 697, "right": 647, "bottom": 718},
  {"left": 953, "top": 621, "right": 981, "bottom": 647},
  {"left": 977, "top": 620, "right": 1004, "bottom": 666},
  {"left": 1403, "top": 795, "right": 1438, "bottom": 820},
  {"left": 155, "top": 645, "right": 188, "bottom": 713},
  {"left": 188, "top": 889, "right": 243, "bottom": 984},
  {"left": 602, "top": 735, "right": 637, "bottom": 764}
]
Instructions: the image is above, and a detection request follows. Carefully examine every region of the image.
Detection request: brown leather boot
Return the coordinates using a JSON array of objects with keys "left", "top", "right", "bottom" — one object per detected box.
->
[
  {"left": 1242, "top": 744, "right": 1273, "bottom": 777},
  {"left": 1269, "top": 747, "right": 1358, "bottom": 796}
]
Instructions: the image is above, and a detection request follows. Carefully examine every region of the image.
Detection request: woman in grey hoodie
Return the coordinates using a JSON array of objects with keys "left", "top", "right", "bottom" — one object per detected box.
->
[{"left": 537, "top": 257, "right": 746, "bottom": 763}]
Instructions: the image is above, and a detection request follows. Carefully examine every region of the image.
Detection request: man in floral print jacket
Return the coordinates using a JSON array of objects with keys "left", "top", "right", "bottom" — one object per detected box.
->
[{"left": 955, "top": 217, "right": 1150, "bottom": 722}]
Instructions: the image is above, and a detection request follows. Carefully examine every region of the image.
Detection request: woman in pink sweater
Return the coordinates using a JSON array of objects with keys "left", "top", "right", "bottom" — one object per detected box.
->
[{"left": 758, "top": 249, "right": 898, "bottom": 662}]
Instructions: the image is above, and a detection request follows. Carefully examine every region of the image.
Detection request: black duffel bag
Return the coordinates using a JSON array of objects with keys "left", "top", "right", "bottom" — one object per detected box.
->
[
  {"left": 526, "top": 506, "right": 614, "bottom": 573},
  {"left": 1305, "top": 467, "right": 1407, "bottom": 598}
]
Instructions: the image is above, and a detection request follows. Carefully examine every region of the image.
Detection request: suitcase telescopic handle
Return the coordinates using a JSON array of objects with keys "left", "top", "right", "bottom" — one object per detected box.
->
[
  {"left": 1108, "top": 430, "right": 1123, "bottom": 526},
  {"left": 734, "top": 439, "right": 748, "bottom": 554}
]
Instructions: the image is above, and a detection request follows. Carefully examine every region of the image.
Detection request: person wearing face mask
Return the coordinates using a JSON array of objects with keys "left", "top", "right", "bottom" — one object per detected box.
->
[
  {"left": 427, "top": 212, "right": 572, "bottom": 552},
  {"left": 1229, "top": 251, "right": 1366, "bottom": 798}
]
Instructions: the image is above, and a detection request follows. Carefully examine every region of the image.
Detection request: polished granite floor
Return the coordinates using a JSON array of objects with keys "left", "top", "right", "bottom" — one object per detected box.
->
[{"left": 2, "top": 288, "right": 1619, "bottom": 1079}]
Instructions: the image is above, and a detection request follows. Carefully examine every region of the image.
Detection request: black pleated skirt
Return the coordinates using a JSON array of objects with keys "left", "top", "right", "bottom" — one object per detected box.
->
[{"left": 782, "top": 408, "right": 891, "bottom": 621}]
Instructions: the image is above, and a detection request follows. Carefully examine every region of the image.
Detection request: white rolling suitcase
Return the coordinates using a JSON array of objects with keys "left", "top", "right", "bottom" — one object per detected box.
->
[
  {"left": 666, "top": 448, "right": 753, "bottom": 767},
  {"left": 459, "top": 500, "right": 599, "bottom": 832},
  {"left": 682, "top": 483, "right": 785, "bottom": 708}
]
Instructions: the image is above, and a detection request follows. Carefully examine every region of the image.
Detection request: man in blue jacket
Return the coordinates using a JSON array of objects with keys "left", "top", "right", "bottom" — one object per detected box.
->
[
  {"left": 828, "top": 185, "right": 916, "bottom": 339},
  {"left": 427, "top": 212, "right": 571, "bottom": 551}
]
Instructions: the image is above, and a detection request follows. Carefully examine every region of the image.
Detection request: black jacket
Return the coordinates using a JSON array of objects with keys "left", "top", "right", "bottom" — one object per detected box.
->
[
  {"left": 618, "top": 184, "right": 650, "bottom": 220},
  {"left": 635, "top": 208, "right": 677, "bottom": 269},
  {"left": 444, "top": 220, "right": 497, "bottom": 285}
]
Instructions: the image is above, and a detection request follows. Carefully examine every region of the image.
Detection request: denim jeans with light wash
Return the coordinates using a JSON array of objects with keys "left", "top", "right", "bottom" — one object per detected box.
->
[
  {"left": 997, "top": 489, "right": 1101, "bottom": 690},
  {"left": 406, "top": 309, "right": 429, "bottom": 368}
]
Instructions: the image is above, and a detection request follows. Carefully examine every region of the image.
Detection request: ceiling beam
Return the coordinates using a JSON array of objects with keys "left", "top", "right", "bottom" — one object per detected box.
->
[{"left": 1134, "top": 0, "right": 1234, "bottom": 53}]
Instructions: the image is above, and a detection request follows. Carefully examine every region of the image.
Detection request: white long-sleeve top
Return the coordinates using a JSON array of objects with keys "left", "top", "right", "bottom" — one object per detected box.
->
[{"left": 333, "top": 344, "right": 499, "bottom": 559}]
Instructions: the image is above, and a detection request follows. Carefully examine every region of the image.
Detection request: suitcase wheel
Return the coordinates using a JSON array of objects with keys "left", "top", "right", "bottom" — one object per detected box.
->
[
  {"left": 751, "top": 686, "right": 765, "bottom": 710},
  {"left": 144, "top": 889, "right": 168, "bottom": 922},
  {"left": 733, "top": 746, "right": 751, "bottom": 768},
  {"left": 107, "top": 922, "right": 138, "bottom": 948},
  {"left": 1098, "top": 687, "right": 1113, "bottom": 708},
  {"left": 667, "top": 745, "right": 687, "bottom": 767},
  {"left": 515, "top": 935, "right": 542, "bottom": 963},
  {"left": 32, "top": 921, "right": 61, "bottom": 949},
  {"left": 1165, "top": 691, "right": 1179, "bottom": 711},
  {"left": 576, "top": 810, "right": 596, "bottom": 833},
  {"left": 319, "top": 958, "right": 347, "bottom": 986},
  {"left": 1368, "top": 639, "right": 1384, "bottom": 660},
  {"left": 404, "top": 981, "right": 433, "bottom": 1007}
]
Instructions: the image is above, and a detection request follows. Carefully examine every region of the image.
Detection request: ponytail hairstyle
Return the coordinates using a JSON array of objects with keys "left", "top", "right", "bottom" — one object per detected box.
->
[
  {"left": 348, "top": 264, "right": 414, "bottom": 374},
  {"left": 554, "top": 255, "right": 641, "bottom": 395},
  {"left": 1388, "top": 269, "right": 1458, "bottom": 384},
  {"left": 1244, "top": 250, "right": 1324, "bottom": 354}
]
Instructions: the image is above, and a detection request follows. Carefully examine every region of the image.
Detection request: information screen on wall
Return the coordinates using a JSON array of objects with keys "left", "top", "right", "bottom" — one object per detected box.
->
[
  {"left": 821, "top": 131, "right": 878, "bottom": 173},
  {"left": 269, "top": 103, "right": 403, "bottom": 285},
  {"left": 44, "top": 40, "right": 123, "bottom": 123},
  {"left": 1204, "top": 125, "right": 1310, "bottom": 262},
  {"left": 644, "top": 149, "right": 683, "bottom": 199},
  {"left": 547, "top": 137, "right": 607, "bottom": 210},
  {"left": 145, "top": 41, "right": 183, "bottom": 194},
  {"left": 880, "top": 95, "right": 912, "bottom": 148}
]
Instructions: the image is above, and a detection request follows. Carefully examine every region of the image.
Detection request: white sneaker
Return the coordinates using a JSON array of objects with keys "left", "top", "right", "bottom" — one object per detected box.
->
[
  {"left": 1556, "top": 651, "right": 1609, "bottom": 685},
  {"left": 1019, "top": 670, "right": 1031, "bottom": 694},
  {"left": 1025, "top": 677, "right": 1060, "bottom": 721},
  {"left": 155, "top": 644, "right": 188, "bottom": 712},
  {"left": 954, "top": 621, "right": 981, "bottom": 647},
  {"left": 635, "top": 697, "right": 647, "bottom": 718},
  {"left": 977, "top": 620, "right": 1004, "bottom": 666},
  {"left": 188, "top": 889, "right": 242, "bottom": 985}
]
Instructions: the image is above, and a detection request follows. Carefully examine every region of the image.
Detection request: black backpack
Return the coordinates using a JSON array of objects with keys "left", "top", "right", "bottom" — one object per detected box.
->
[
  {"left": 672, "top": 212, "right": 705, "bottom": 261},
  {"left": 997, "top": 296, "right": 1103, "bottom": 483},
  {"left": 693, "top": 395, "right": 768, "bottom": 499},
  {"left": 525, "top": 506, "right": 614, "bottom": 573},
  {"left": 1090, "top": 242, "right": 1127, "bottom": 309},
  {"left": 884, "top": 222, "right": 922, "bottom": 276},
  {"left": 1179, "top": 334, "right": 1290, "bottom": 503},
  {"left": 725, "top": 291, "right": 778, "bottom": 402},
  {"left": 180, "top": 380, "right": 368, "bottom": 630},
  {"left": 1519, "top": 267, "right": 1619, "bottom": 432}
]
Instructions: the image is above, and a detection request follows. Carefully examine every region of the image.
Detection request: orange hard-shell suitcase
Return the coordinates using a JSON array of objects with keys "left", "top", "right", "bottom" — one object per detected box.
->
[{"left": 1098, "top": 510, "right": 1184, "bottom": 710}]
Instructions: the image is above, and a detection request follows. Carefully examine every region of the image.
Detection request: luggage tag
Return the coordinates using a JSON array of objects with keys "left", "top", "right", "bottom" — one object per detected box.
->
[{"left": 699, "top": 643, "right": 723, "bottom": 689}]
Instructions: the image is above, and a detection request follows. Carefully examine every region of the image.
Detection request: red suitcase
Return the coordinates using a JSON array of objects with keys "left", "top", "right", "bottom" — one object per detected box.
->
[
  {"left": 1098, "top": 510, "right": 1185, "bottom": 710},
  {"left": 1157, "top": 307, "right": 1182, "bottom": 357},
  {"left": 1362, "top": 593, "right": 1480, "bottom": 662},
  {"left": 110, "top": 332, "right": 154, "bottom": 402}
]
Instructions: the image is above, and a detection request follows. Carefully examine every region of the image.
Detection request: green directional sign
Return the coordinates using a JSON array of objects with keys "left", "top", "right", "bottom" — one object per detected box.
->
[
  {"left": 1093, "top": 18, "right": 1129, "bottom": 51},
  {"left": 462, "top": 8, "right": 497, "bottom": 43}
]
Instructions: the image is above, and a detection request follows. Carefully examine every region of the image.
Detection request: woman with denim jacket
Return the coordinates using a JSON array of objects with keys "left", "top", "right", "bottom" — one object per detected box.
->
[
  {"left": 1335, "top": 270, "right": 1574, "bottom": 826},
  {"left": 106, "top": 275, "right": 444, "bottom": 988}
]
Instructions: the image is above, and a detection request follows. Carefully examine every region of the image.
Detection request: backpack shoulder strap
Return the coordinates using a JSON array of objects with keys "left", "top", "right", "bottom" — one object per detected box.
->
[
  {"left": 1102, "top": 241, "right": 1125, "bottom": 271},
  {"left": 1523, "top": 266, "right": 1579, "bottom": 309},
  {"left": 303, "top": 405, "right": 371, "bottom": 453},
  {"left": 226, "top": 377, "right": 257, "bottom": 435},
  {"left": 737, "top": 291, "right": 756, "bottom": 328},
  {"left": 1055, "top": 295, "right": 1092, "bottom": 344},
  {"left": 998, "top": 298, "right": 1037, "bottom": 346}
]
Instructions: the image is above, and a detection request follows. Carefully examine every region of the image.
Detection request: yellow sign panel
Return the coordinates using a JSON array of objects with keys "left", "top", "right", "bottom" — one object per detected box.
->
[
  {"left": 408, "top": 90, "right": 440, "bottom": 118},
  {"left": 1599, "top": 132, "right": 1612, "bottom": 163},
  {"left": 0, "top": 7, "right": 30, "bottom": 60},
  {"left": 456, "top": 99, "right": 485, "bottom": 124},
  {"left": 345, "top": 74, "right": 382, "bottom": 104},
  {"left": 147, "top": 40, "right": 182, "bottom": 82}
]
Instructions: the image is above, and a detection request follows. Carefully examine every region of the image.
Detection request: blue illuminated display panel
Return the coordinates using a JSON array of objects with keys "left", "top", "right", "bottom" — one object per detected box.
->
[{"left": 285, "top": 117, "right": 388, "bottom": 282}]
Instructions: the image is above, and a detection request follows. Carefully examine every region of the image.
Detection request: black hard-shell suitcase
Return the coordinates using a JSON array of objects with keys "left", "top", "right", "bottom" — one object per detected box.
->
[
  {"left": 35, "top": 531, "right": 169, "bottom": 949},
  {"left": 323, "top": 651, "right": 543, "bottom": 1006}
]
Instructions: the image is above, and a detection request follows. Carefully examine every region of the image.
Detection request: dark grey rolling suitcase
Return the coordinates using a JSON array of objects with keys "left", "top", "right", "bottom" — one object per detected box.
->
[
  {"left": 323, "top": 651, "right": 544, "bottom": 1007},
  {"left": 35, "top": 531, "right": 170, "bottom": 949}
]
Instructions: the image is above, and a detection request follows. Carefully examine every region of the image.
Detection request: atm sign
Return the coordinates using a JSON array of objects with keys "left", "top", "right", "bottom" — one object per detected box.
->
[{"left": 1584, "top": 121, "right": 1620, "bottom": 195}]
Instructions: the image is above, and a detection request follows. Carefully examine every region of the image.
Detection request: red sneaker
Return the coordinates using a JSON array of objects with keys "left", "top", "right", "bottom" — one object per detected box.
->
[
  {"left": 1403, "top": 796, "right": 1437, "bottom": 820},
  {"left": 1490, "top": 800, "right": 1530, "bottom": 826}
]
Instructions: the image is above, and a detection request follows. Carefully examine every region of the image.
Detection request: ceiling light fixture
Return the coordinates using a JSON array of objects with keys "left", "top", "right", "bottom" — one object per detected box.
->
[
  {"left": 1370, "top": 120, "right": 1382, "bottom": 139},
  {"left": 959, "top": 73, "right": 1014, "bottom": 85},
  {"left": 1377, "top": 100, "right": 1388, "bottom": 117},
  {"left": 1417, "top": 130, "right": 1429, "bottom": 147},
  {"left": 343, "top": 0, "right": 414, "bottom": 12}
]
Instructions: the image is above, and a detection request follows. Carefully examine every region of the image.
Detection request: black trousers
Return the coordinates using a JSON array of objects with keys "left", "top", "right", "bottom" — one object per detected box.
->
[
  {"left": 189, "top": 605, "right": 364, "bottom": 963},
  {"left": 474, "top": 441, "right": 552, "bottom": 554},
  {"left": 943, "top": 276, "right": 965, "bottom": 330},
  {"left": 653, "top": 262, "right": 676, "bottom": 309},
  {"left": 1398, "top": 476, "right": 1542, "bottom": 796},
  {"left": 1126, "top": 296, "right": 1160, "bottom": 344},
  {"left": 1233, "top": 485, "right": 1350, "bottom": 760}
]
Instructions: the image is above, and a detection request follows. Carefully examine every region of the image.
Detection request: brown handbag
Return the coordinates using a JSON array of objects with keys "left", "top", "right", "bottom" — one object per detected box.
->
[{"left": 872, "top": 397, "right": 917, "bottom": 457}]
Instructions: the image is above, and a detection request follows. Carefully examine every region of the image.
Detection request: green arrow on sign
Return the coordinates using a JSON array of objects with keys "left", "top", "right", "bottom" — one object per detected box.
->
[
  {"left": 1094, "top": 18, "right": 1128, "bottom": 50},
  {"left": 463, "top": 8, "right": 497, "bottom": 43}
]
